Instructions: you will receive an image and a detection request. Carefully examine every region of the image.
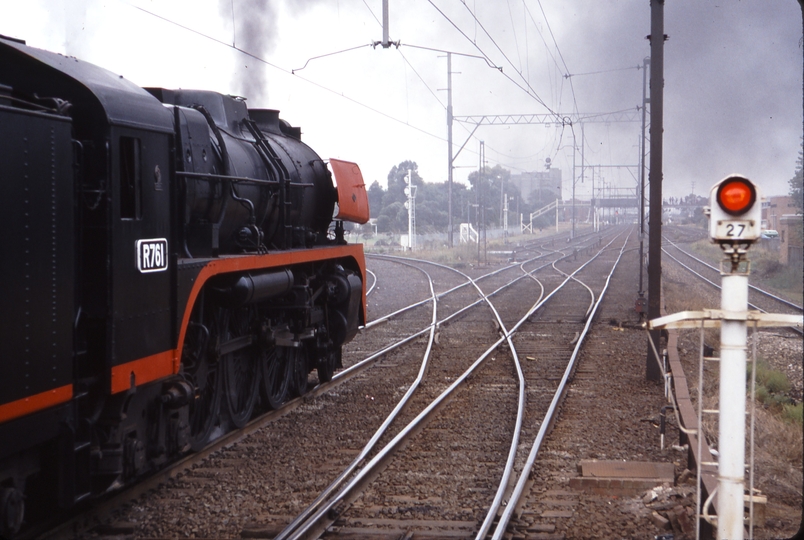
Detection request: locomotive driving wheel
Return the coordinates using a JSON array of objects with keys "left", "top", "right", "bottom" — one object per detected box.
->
[
  {"left": 316, "top": 348, "right": 340, "bottom": 384},
  {"left": 183, "top": 315, "right": 222, "bottom": 451},
  {"left": 260, "top": 346, "right": 292, "bottom": 409},
  {"left": 290, "top": 346, "right": 310, "bottom": 397},
  {"left": 220, "top": 307, "right": 260, "bottom": 428}
]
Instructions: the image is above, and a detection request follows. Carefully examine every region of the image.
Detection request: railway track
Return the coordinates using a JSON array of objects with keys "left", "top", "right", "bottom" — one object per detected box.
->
[
  {"left": 662, "top": 237, "right": 802, "bottom": 342},
  {"left": 37, "top": 225, "right": 673, "bottom": 540},
  {"left": 266, "top": 232, "right": 631, "bottom": 539}
]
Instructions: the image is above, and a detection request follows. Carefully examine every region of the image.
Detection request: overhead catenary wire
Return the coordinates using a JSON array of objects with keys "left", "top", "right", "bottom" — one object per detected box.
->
[
  {"left": 435, "top": 0, "right": 595, "bottom": 167},
  {"left": 521, "top": 0, "right": 564, "bottom": 109},
  {"left": 358, "top": 0, "right": 523, "bottom": 168},
  {"left": 506, "top": 0, "right": 524, "bottom": 77},
  {"left": 424, "top": 0, "right": 581, "bottom": 171},
  {"left": 533, "top": 0, "right": 580, "bottom": 116},
  {"left": 355, "top": 2, "right": 448, "bottom": 106},
  {"left": 425, "top": 0, "right": 559, "bottom": 118},
  {"left": 360, "top": 0, "right": 553, "bottom": 172},
  {"left": 565, "top": 65, "right": 642, "bottom": 78},
  {"left": 458, "top": 1, "right": 546, "bottom": 102}
]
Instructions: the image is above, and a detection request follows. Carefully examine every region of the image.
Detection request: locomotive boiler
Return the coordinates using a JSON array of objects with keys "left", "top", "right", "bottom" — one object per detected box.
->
[{"left": 0, "top": 36, "right": 368, "bottom": 536}]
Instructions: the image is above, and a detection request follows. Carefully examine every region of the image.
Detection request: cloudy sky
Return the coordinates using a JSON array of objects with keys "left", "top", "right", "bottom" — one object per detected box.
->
[{"left": 2, "top": 0, "right": 801, "bottom": 200}]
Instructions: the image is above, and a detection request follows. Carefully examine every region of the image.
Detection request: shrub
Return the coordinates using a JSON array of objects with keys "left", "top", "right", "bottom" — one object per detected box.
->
[
  {"left": 783, "top": 402, "right": 803, "bottom": 425},
  {"left": 754, "top": 385, "right": 770, "bottom": 404},
  {"left": 748, "top": 360, "right": 795, "bottom": 412},
  {"left": 763, "top": 370, "right": 792, "bottom": 395},
  {"left": 748, "top": 359, "right": 791, "bottom": 395}
]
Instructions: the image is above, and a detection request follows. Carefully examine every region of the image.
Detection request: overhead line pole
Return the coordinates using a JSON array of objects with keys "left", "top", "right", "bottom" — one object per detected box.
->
[
  {"left": 382, "top": 0, "right": 389, "bottom": 47},
  {"left": 571, "top": 135, "right": 576, "bottom": 239},
  {"left": 447, "top": 52, "right": 454, "bottom": 247},
  {"left": 646, "top": 0, "right": 665, "bottom": 381},
  {"left": 638, "top": 56, "right": 650, "bottom": 310},
  {"left": 581, "top": 122, "right": 585, "bottom": 231}
]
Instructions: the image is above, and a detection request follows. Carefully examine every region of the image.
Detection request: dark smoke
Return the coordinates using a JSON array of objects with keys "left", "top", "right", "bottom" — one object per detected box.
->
[
  {"left": 221, "top": 0, "right": 323, "bottom": 106},
  {"left": 220, "top": 0, "right": 279, "bottom": 104}
]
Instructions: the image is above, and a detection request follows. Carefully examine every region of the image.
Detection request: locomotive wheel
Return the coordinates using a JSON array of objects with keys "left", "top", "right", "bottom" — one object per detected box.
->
[
  {"left": 290, "top": 346, "right": 309, "bottom": 397},
  {"left": 221, "top": 307, "right": 260, "bottom": 428},
  {"left": 260, "top": 346, "right": 291, "bottom": 409},
  {"left": 0, "top": 487, "right": 24, "bottom": 538},
  {"left": 183, "top": 318, "right": 222, "bottom": 451},
  {"left": 316, "top": 349, "right": 340, "bottom": 384}
]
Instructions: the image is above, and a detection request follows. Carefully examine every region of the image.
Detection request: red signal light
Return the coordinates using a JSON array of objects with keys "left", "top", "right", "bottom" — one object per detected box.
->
[{"left": 716, "top": 177, "right": 756, "bottom": 216}]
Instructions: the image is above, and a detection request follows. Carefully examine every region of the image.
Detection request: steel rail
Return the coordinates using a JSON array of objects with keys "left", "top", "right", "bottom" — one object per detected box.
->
[
  {"left": 361, "top": 250, "right": 554, "bottom": 330},
  {"left": 275, "top": 255, "right": 519, "bottom": 540},
  {"left": 662, "top": 248, "right": 803, "bottom": 336},
  {"left": 550, "top": 256, "right": 597, "bottom": 320},
  {"left": 339, "top": 255, "right": 559, "bottom": 390},
  {"left": 489, "top": 230, "right": 631, "bottom": 539},
  {"left": 367, "top": 256, "right": 541, "bottom": 540},
  {"left": 663, "top": 237, "right": 803, "bottom": 311},
  {"left": 273, "top": 258, "right": 440, "bottom": 540},
  {"left": 365, "top": 268, "right": 377, "bottom": 296}
]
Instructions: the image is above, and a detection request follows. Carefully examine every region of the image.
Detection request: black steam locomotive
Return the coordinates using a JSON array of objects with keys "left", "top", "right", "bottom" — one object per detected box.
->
[{"left": 0, "top": 36, "right": 368, "bottom": 536}]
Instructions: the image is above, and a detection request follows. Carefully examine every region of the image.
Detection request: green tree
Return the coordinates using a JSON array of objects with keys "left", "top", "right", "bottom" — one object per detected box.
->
[
  {"left": 378, "top": 201, "right": 405, "bottom": 232},
  {"left": 368, "top": 160, "right": 476, "bottom": 233},
  {"left": 368, "top": 180, "right": 384, "bottom": 219},
  {"left": 465, "top": 165, "right": 511, "bottom": 227}
]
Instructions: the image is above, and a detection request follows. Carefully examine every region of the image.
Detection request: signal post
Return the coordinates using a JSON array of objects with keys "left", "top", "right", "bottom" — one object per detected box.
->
[
  {"left": 648, "top": 175, "right": 803, "bottom": 539},
  {"left": 708, "top": 176, "right": 761, "bottom": 540}
]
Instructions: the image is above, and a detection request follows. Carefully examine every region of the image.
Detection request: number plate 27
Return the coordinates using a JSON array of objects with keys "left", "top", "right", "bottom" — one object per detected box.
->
[{"left": 713, "top": 220, "right": 756, "bottom": 240}]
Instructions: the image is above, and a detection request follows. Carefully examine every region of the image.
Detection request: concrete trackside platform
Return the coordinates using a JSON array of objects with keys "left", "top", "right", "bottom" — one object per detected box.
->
[{"left": 568, "top": 460, "right": 675, "bottom": 496}]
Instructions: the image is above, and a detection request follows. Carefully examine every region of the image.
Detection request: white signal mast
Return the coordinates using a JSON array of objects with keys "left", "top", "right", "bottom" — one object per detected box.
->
[{"left": 404, "top": 169, "right": 417, "bottom": 250}]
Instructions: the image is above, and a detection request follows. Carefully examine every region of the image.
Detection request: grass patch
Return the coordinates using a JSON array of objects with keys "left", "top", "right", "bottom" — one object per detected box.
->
[
  {"left": 753, "top": 359, "right": 792, "bottom": 394},
  {"left": 748, "top": 359, "right": 799, "bottom": 420},
  {"left": 783, "top": 402, "right": 804, "bottom": 425},
  {"left": 687, "top": 239, "right": 725, "bottom": 265}
]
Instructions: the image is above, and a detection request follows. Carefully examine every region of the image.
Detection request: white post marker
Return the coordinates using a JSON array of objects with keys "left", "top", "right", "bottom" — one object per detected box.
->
[
  {"left": 707, "top": 175, "right": 761, "bottom": 540},
  {"left": 718, "top": 271, "right": 748, "bottom": 539}
]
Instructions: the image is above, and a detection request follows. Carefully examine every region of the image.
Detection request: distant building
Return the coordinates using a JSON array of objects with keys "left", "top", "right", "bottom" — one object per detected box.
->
[
  {"left": 761, "top": 195, "right": 797, "bottom": 231},
  {"left": 762, "top": 195, "right": 802, "bottom": 265},
  {"left": 509, "top": 168, "right": 563, "bottom": 204},
  {"left": 779, "top": 214, "right": 803, "bottom": 266}
]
